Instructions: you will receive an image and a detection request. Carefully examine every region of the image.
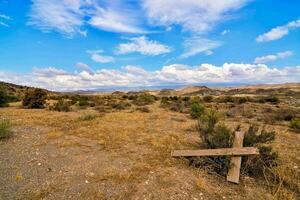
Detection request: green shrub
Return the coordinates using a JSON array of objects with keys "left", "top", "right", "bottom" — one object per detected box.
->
[
  {"left": 78, "top": 98, "right": 89, "bottom": 107},
  {"left": 111, "top": 101, "right": 131, "bottom": 110},
  {"left": 132, "top": 93, "right": 156, "bottom": 106},
  {"left": 188, "top": 96, "right": 202, "bottom": 105},
  {"left": 264, "top": 95, "right": 279, "bottom": 104},
  {"left": 203, "top": 95, "right": 213, "bottom": 103},
  {"left": 50, "top": 99, "right": 71, "bottom": 112},
  {"left": 0, "top": 118, "right": 12, "bottom": 140},
  {"left": 190, "top": 103, "right": 205, "bottom": 119},
  {"left": 23, "top": 88, "right": 47, "bottom": 108},
  {"left": 290, "top": 118, "right": 300, "bottom": 133},
  {"left": 0, "top": 90, "right": 9, "bottom": 107},
  {"left": 237, "top": 97, "right": 248, "bottom": 104},
  {"left": 274, "top": 108, "right": 296, "bottom": 121},
  {"left": 242, "top": 126, "right": 278, "bottom": 176},
  {"left": 191, "top": 111, "right": 277, "bottom": 178},
  {"left": 258, "top": 95, "right": 280, "bottom": 104}
]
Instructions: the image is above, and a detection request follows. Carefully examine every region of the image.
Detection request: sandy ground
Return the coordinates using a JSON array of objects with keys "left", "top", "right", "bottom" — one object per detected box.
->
[{"left": 0, "top": 102, "right": 299, "bottom": 199}]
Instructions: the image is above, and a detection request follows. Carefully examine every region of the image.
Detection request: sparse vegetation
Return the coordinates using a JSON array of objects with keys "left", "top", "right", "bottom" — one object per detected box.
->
[
  {"left": 0, "top": 118, "right": 12, "bottom": 140},
  {"left": 50, "top": 99, "right": 71, "bottom": 112},
  {"left": 290, "top": 118, "right": 300, "bottom": 133},
  {"left": 79, "top": 113, "right": 98, "bottom": 121},
  {"left": 191, "top": 108, "right": 278, "bottom": 179},
  {"left": 190, "top": 103, "right": 205, "bottom": 119},
  {"left": 23, "top": 88, "right": 47, "bottom": 108},
  {"left": 203, "top": 95, "right": 213, "bottom": 103},
  {"left": 132, "top": 93, "right": 157, "bottom": 106},
  {"left": 0, "top": 90, "right": 9, "bottom": 107},
  {"left": 1, "top": 81, "right": 300, "bottom": 199}
]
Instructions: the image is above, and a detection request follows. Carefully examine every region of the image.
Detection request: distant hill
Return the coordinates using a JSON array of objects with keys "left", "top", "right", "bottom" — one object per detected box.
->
[
  {"left": 175, "top": 86, "right": 218, "bottom": 96},
  {"left": 0, "top": 81, "right": 50, "bottom": 100}
]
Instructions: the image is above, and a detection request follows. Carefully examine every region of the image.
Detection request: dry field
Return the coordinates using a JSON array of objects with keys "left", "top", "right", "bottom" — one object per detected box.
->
[{"left": 0, "top": 85, "right": 300, "bottom": 200}]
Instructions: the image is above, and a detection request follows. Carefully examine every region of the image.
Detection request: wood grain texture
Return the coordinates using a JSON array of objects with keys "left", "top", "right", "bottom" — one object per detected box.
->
[
  {"left": 226, "top": 131, "right": 245, "bottom": 184},
  {"left": 171, "top": 147, "right": 258, "bottom": 157}
]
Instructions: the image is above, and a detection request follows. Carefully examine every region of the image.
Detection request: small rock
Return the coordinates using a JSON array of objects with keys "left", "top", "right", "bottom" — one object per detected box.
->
[
  {"left": 37, "top": 163, "right": 41, "bottom": 166},
  {"left": 85, "top": 180, "right": 89, "bottom": 184}
]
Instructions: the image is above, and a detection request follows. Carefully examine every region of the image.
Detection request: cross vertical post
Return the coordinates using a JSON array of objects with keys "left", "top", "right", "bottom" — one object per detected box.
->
[{"left": 226, "top": 131, "right": 244, "bottom": 183}]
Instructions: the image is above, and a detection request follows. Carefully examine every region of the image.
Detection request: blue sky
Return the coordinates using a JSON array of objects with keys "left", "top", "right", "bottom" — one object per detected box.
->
[{"left": 0, "top": 0, "right": 299, "bottom": 91}]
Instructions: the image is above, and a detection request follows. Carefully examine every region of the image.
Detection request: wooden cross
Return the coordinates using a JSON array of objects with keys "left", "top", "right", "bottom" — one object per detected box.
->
[{"left": 171, "top": 131, "right": 259, "bottom": 184}]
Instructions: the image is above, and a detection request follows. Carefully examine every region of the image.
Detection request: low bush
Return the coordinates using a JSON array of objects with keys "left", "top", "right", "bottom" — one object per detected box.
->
[
  {"left": 50, "top": 99, "right": 71, "bottom": 112},
  {"left": 169, "top": 101, "right": 185, "bottom": 112},
  {"left": 132, "top": 93, "right": 156, "bottom": 106},
  {"left": 188, "top": 96, "right": 202, "bottom": 105},
  {"left": 258, "top": 95, "right": 280, "bottom": 104},
  {"left": 190, "top": 109, "right": 277, "bottom": 178},
  {"left": 78, "top": 98, "right": 89, "bottom": 107},
  {"left": 290, "top": 118, "right": 300, "bottom": 133},
  {"left": 237, "top": 97, "right": 248, "bottom": 104},
  {"left": 274, "top": 108, "right": 296, "bottom": 121},
  {"left": 0, "top": 118, "right": 12, "bottom": 140},
  {"left": 23, "top": 88, "right": 47, "bottom": 109},
  {"left": 0, "top": 90, "right": 9, "bottom": 107},
  {"left": 203, "top": 95, "right": 213, "bottom": 103},
  {"left": 111, "top": 101, "right": 131, "bottom": 110},
  {"left": 242, "top": 126, "right": 277, "bottom": 176},
  {"left": 190, "top": 103, "right": 205, "bottom": 119}
]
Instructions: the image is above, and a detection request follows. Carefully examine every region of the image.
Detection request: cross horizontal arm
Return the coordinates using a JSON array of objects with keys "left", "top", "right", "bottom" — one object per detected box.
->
[{"left": 171, "top": 147, "right": 259, "bottom": 157}]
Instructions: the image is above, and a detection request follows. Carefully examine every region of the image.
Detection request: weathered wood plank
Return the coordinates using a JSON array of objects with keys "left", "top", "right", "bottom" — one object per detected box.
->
[
  {"left": 227, "top": 131, "right": 244, "bottom": 184},
  {"left": 171, "top": 147, "right": 258, "bottom": 157}
]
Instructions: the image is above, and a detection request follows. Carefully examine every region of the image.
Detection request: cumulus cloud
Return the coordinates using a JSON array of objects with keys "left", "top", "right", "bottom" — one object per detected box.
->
[
  {"left": 87, "top": 50, "right": 115, "bottom": 63},
  {"left": 254, "top": 51, "right": 293, "bottom": 64},
  {"left": 256, "top": 18, "right": 300, "bottom": 42},
  {"left": 1, "top": 63, "right": 299, "bottom": 91},
  {"left": 180, "top": 37, "right": 222, "bottom": 59},
  {"left": 116, "top": 36, "right": 171, "bottom": 56},
  {"left": 142, "top": 0, "right": 249, "bottom": 33},
  {"left": 75, "top": 62, "right": 93, "bottom": 74}
]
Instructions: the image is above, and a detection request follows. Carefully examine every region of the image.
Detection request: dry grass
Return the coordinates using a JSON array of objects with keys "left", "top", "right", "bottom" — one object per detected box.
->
[{"left": 0, "top": 91, "right": 300, "bottom": 199}]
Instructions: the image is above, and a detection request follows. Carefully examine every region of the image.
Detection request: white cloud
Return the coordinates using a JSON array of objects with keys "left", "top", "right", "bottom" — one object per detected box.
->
[
  {"left": 88, "top": 6, "right": 146, "bottom": 34},
  {"left": 1, "top": 63, "right": 299, "bottom": 91},
  {"left": 0, "top": 14, "right": 11, "bottom": 20},
  {"left": 221, "top": 29, "right": 230, "bottom": 35},
  {"left": 254, "top": 51, "right": 293, "bottom": 64},
  {"left": 142, "top": 0, "right": 249, "bottom": 33},
  {"left": 0, "top": 21, "right": 9, "bottom": 27},
  {"left": 27, "top": 0, "right": 147, "bottom": 37},
  {"left": 0, "top": 13, "right": 11, "bottom": 27},
  {"left": 116, "top": 36, "right": 171, "bottom": 56},
  {"left": 256, "top": 18, "right": 300, "bottom": 42},
  {"left": 87, "top": 50, "right": 115, "bottom": 63},
  {"left": 27, "top": 0, "right": 85, "bottom": 37},
  {"left": 180, "top": 37, "right": 222, "bottom": 59},
  {"left": 75, "top": 62, "right": 93, "bottom": 74}
]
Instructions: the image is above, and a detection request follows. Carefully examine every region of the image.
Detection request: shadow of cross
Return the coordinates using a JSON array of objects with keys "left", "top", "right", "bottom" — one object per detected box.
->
[{"left": 171, "top": 131, "right": 259, "bottom": 184}]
